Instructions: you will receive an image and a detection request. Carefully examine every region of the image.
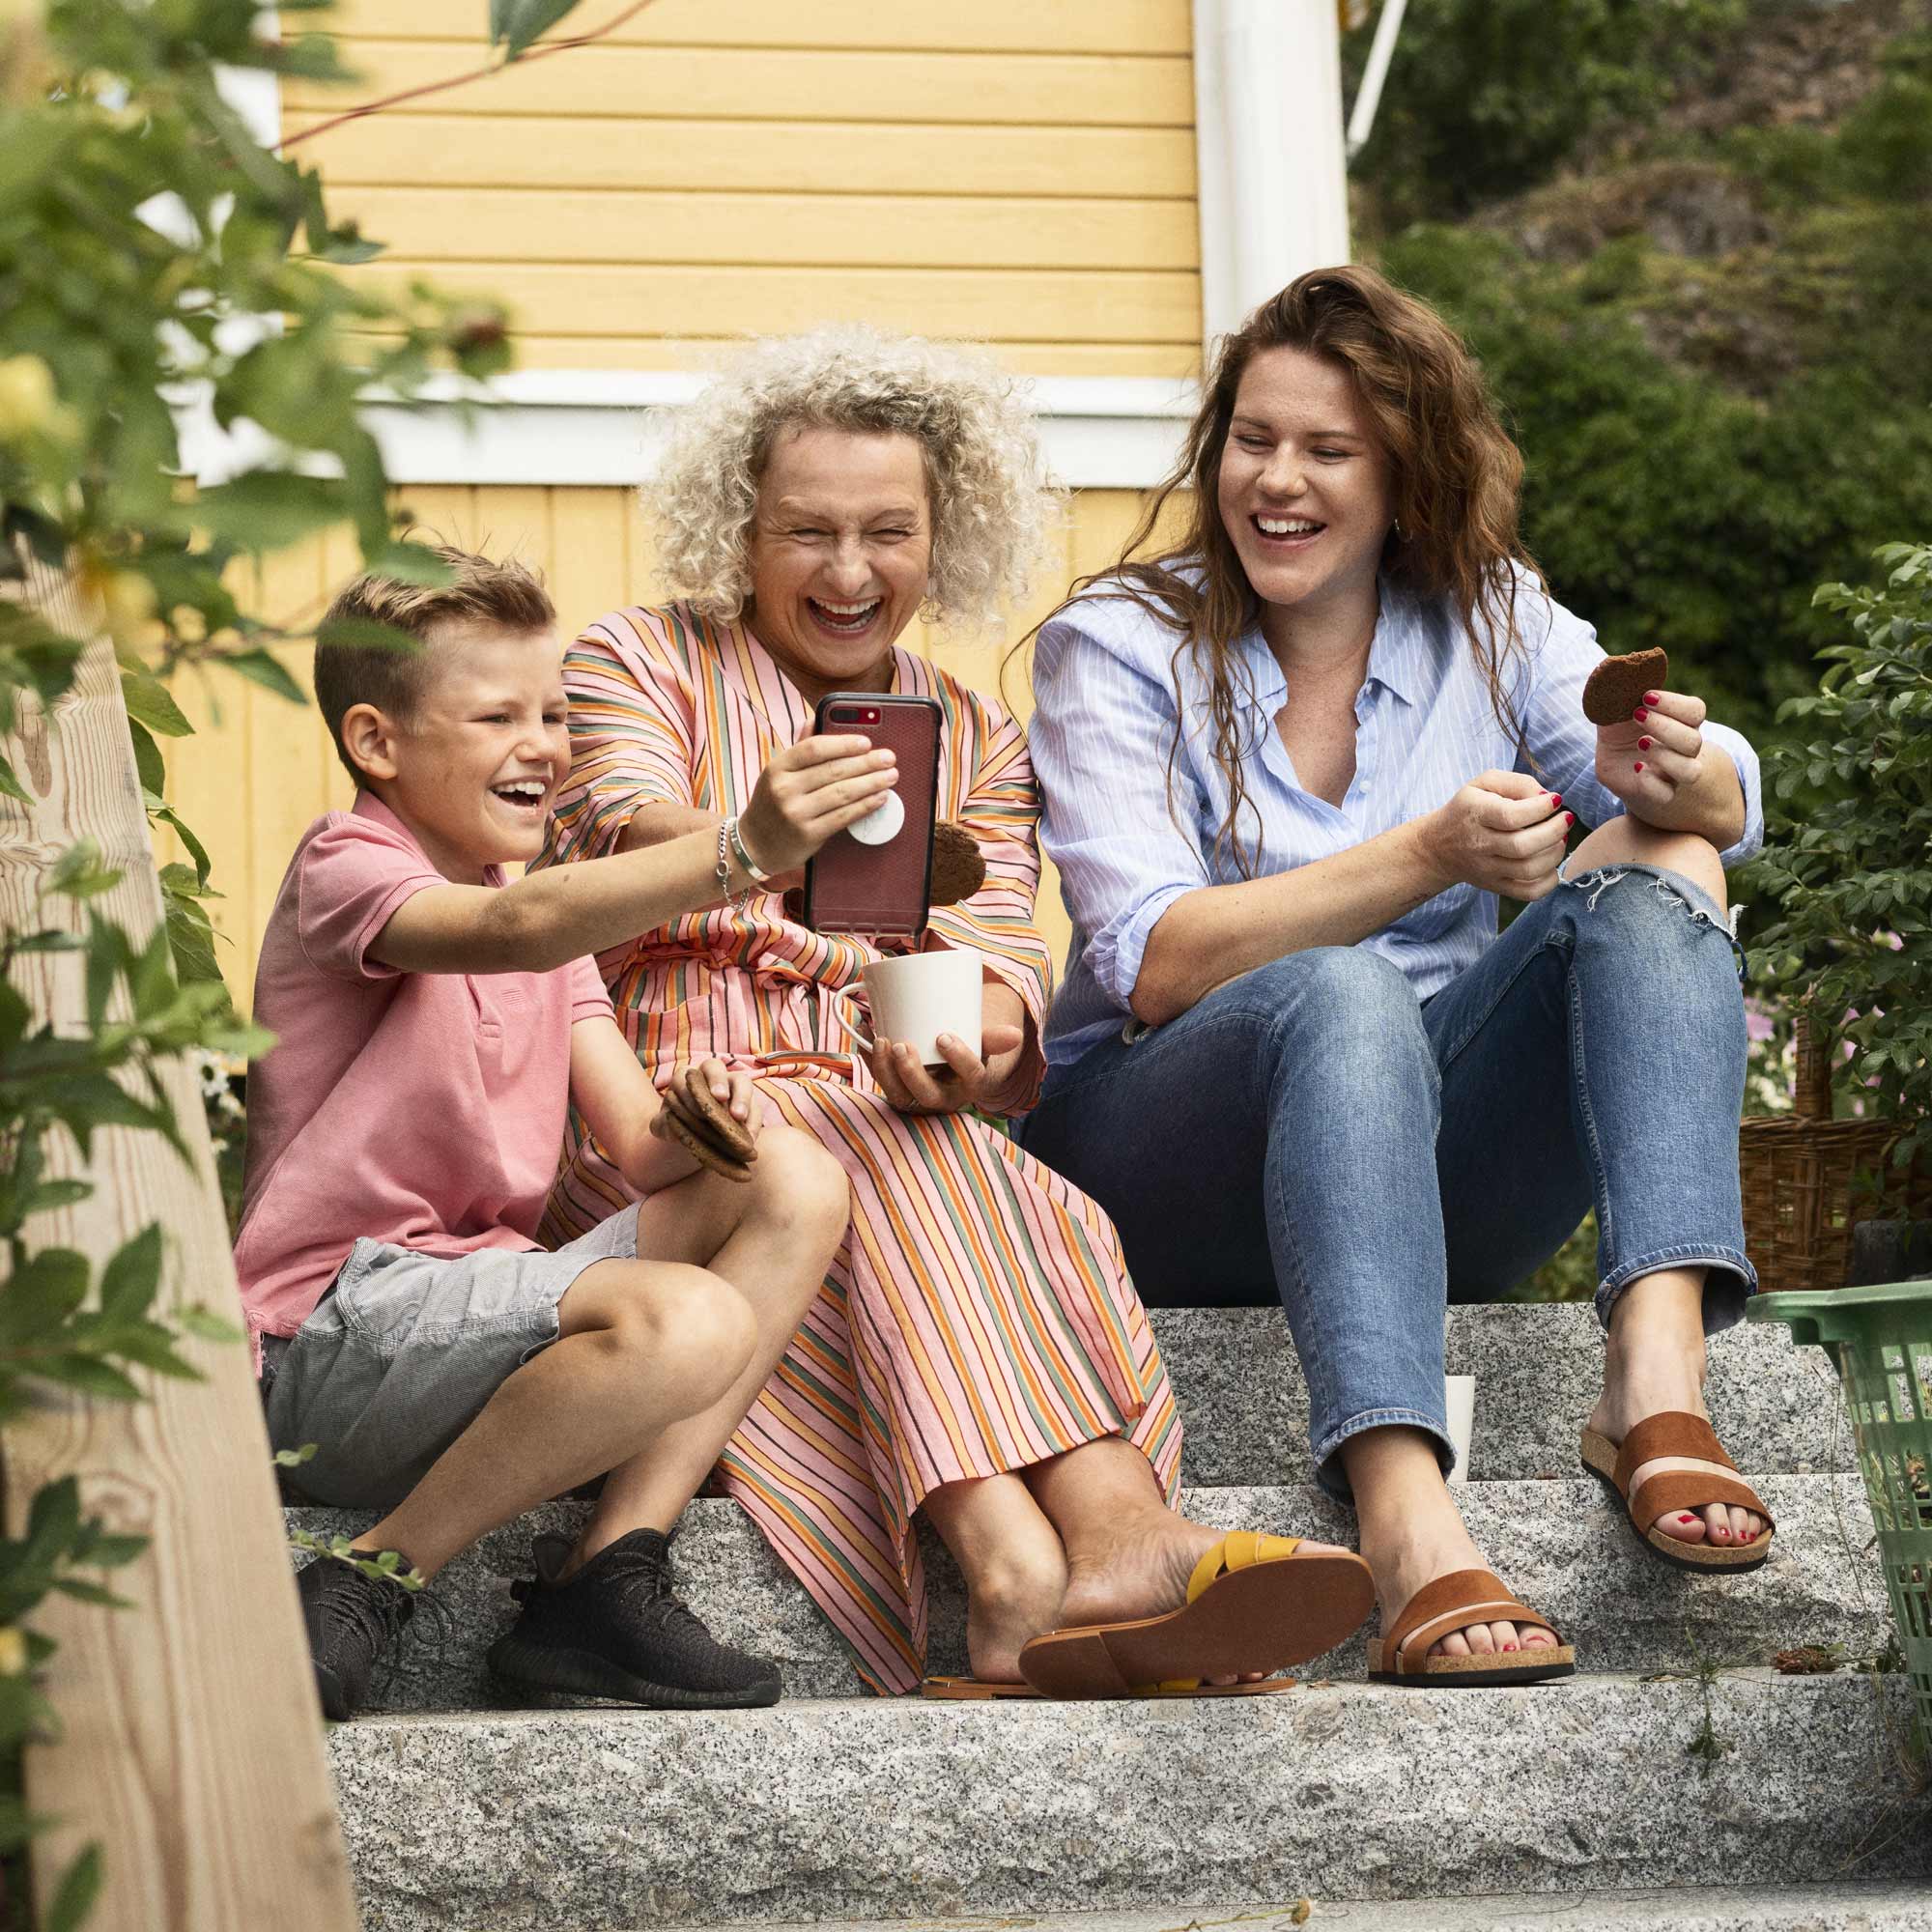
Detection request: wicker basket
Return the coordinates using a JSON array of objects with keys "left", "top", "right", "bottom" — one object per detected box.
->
[{"left": 1741, "top": 1016, "right": 1932, "bottom": 1295}]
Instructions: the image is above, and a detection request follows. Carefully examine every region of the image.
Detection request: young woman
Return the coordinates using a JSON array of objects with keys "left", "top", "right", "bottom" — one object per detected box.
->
[{"left": 1020, "top": 266, "right": 1774, "bottom": 1685}]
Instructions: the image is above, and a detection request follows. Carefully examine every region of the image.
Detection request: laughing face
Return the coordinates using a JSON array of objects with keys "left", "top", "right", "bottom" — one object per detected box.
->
[
  {"left": 343, "top": 622, "right": 571, "bottom": 883},
  {"left": 743, "top": 424, "right": 932, "bottom": 708},
  {"left": 1215, "top": 345, "right": 1395, "bottom": 631}
]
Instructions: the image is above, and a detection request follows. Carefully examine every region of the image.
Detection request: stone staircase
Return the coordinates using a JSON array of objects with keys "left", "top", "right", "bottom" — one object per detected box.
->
[{"left": 292, "top": 1304, "right": 1932, "bottom": 1932}]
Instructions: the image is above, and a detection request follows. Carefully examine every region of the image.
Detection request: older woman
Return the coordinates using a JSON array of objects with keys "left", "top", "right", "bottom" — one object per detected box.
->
[
  {"left": 1020, "top": 267, "right": 1774, "bottom": 1687},
  {"left": 532, "top": 326, "right": 1369, "bottom": 1695}
]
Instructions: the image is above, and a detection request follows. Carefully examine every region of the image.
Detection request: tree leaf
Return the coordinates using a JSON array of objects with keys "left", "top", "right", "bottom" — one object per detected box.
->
[
  {"left": 0, "top": 751, "right": 34, "bottom": 808},
  {"left": 44, "top": 1842, "right": 102, "bottom": 1932},
  {"left": 490, "top": 0, "right": 584, "bottom": 59},
  {"left": 0, "top": 1249, "right": 92, "bottom": 1344},
  {"left": 120, "top": 670, "right": 193, "bottom": 740},
  {"left": 127, "top": 717, "right": 167, "bottom": 794},
  {"left": 99, "top": 1224, "right": 164, "bottom": 1322},
  {"left": 219, "top": 647, "right": 306, "bottom": 705},
  {"left": 176, "top": 1304, "right": 243, "bottom": 1344}
]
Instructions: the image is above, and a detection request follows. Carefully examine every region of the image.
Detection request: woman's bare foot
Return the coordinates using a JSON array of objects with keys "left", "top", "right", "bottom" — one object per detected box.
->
[
  {"left": 1343, "top": 1424, "right": 1554, "bottom": 1660},
  {"left": 1590, "top": 1268, "right": 1766, "bottom": 1550},
  {"left": 962, "top": 1540, "right": 1068, "bottom": 1684}
]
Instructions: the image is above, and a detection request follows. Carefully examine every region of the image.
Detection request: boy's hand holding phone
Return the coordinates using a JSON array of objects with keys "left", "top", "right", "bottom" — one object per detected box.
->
[{"left": 736, "top": 735, "right": 898, "bottom": 881}]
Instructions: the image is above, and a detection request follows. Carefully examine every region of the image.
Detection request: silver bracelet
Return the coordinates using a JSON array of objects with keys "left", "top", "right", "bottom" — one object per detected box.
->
[
  {"left": 715, "top": 820, "right": 751, "bottom": 914},
  {"left": 726, "top": 814, "right": 772, "bottom": 885}
]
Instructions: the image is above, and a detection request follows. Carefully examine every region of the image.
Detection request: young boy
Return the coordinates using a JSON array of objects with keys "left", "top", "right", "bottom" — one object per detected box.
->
[{"left": 238, "top": 548, "right": 898, "bottom": 1718}]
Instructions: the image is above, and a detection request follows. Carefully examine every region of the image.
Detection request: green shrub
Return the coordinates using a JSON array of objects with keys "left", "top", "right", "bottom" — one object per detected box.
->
[
  {"left": 1747, "top": 542, "right": 1932, "bottom": 1167},
  {"left": 1345, "top": 0, "right": 1749, "bottom": 227},
  {"left": 1376, "top": 225, "right": 1932, "bottom": 748}
]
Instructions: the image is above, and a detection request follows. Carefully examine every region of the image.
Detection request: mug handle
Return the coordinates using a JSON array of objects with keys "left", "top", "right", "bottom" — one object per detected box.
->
[{"left": 823, "top": 985, "right": 875, "bottom": 1070}]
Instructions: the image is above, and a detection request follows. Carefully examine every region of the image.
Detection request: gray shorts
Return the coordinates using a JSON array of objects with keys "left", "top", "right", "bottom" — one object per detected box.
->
[{"left": 262, "top": 1207, "right": 640, "bottom": 1512}]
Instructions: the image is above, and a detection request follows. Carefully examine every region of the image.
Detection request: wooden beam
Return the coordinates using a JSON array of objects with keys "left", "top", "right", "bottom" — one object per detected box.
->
[{"left": 0, "top": 558, "right": 358, "bottom": 1932}]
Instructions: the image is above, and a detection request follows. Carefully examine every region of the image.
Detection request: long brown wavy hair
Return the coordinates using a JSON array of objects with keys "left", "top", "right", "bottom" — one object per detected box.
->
[{"left": 1027, "top": 265, "right": 1542, "bottom": 877}]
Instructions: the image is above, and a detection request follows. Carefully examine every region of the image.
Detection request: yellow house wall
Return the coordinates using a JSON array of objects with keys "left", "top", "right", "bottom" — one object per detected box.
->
[
  {"left": 164, "top": 485, "right": 1173, "bottom": 1011},
  {"left": 283, "top": 0, "right": 1201, "bottom": 378}
]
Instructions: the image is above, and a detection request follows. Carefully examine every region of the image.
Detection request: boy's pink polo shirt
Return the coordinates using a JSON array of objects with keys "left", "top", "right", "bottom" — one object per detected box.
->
[{"left": 235, "top": 792, "right": 612, "bottom": 1353}]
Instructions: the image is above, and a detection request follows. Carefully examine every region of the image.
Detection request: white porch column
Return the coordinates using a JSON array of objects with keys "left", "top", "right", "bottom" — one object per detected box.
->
[{"left": 1191, "top": 0, "right": 1351, "bottom": 354}]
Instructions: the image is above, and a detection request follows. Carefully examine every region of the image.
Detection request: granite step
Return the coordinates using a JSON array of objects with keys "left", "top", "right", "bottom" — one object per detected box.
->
[
  {"left": 325, "top": 1670, "right": 1932, "bottom": 1930},
  {"left": 1151, "top": 1303, "right": 1850, "bottom": 1487},
  {"left": 647, "top": 1889, "right": 1932, "bottom": 1932},
  {"left": 293, "top": 1471, "right": 1889, "bottom": 1709}
]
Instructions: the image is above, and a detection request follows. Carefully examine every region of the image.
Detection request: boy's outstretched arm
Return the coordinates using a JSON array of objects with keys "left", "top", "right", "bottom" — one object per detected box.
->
[
  {"left": 568, "top": 1015, "right": 760, "bottom": 1196},
  {"left": 367, "top": 734, "right": 897, "bottom": 976}
]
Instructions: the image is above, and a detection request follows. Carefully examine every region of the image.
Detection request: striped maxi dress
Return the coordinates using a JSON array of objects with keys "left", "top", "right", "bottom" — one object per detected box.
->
[{"left": 533, "top": 602, "right": 1183, "bottom": 1694}]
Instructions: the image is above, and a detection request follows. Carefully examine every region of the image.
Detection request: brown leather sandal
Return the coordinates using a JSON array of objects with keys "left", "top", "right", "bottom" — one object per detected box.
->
[
  {"left": 1580, "top": 1412, "right": 1775, "bottom": 1573},
  {"left": 1366, "top": 1568, "right": 1575, "bottom": 1687}
]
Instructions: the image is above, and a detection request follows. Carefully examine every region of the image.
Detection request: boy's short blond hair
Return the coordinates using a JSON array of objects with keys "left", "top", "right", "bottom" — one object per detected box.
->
[{"left": 313, "top": 546, "right": 555, "bottom": 785}]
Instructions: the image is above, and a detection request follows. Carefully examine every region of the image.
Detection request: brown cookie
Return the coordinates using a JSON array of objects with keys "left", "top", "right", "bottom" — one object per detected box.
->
[
  {"left": 678, "top": 1065, "right": 757, "bottom": 1162},
  {"left": 661, "top": 1087, "right": 747, "bottom": 1164},
  {"left": 928, "top": 820, "right": 987, "bottom": 907},
  {"left": 658, "top": 1105, "right": 753, "bottom": 1183},
  {"left": 1581, "top": 647, "right": 1669, "bottom": 726}
]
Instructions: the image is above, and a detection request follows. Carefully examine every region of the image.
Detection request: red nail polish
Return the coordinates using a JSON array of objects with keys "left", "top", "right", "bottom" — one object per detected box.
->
[
  {"left": 1549, "top": 793, "right": 1563, "bottom": 807},
  {"left": 1679, "top": 1514, "right": 1696, "bottom": 1523},
  {"left": 1634, "top": 762, "right": 1645, "bottom": 774},
  {"left": 1638, "top": 736, "right": 1652, "bottom": 751},
  {"left": 1633, "top": 707, "right": 1648, "bottom": 723},
  {"left": 1643, "top": 691, "right": 1662, "bottom": 704},
  {"left": 1564, "top": 812, "right": 1575, "bottom": 827}
]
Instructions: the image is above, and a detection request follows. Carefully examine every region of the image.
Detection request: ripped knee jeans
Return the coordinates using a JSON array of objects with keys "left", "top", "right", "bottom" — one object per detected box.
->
[{"left": 1420, "top": 854, "right": 1755, "bottom": 1335}]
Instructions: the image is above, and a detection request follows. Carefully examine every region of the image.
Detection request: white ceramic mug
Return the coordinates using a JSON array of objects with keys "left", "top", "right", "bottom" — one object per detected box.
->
[{"left": 826, "top": 946, "right": 984, "bottom": 1069}]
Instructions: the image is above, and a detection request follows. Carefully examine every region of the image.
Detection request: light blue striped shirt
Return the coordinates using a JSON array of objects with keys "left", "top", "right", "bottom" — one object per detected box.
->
[{"left": 1031, "top": 572, "right": 1763, "bottom": 1070}]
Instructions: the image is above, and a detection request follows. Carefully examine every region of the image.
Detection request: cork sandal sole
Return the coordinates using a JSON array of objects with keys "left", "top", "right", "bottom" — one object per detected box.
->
[
  {"left": 919, "top": 1674, "right": 1301, "bottom": 1702},
  {"left": 1579, "top": 1426, "right": 1773, "bottom": 1575},
  {"left": 1016, "top": 1546, "right": 1374, "bottom": 1699},
  {"left": 1366, "top": 1639, "right": 1576, "bottom": 1688}
]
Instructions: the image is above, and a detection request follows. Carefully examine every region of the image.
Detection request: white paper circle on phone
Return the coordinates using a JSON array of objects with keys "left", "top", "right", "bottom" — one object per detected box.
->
[{"left": 847, "top": 789, "right": 905, "bottom": 846}]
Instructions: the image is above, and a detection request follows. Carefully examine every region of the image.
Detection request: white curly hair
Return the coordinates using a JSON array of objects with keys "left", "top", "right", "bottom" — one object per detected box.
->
[{"left": 647, "top": 325, "right": 1062, "bottom": 633}]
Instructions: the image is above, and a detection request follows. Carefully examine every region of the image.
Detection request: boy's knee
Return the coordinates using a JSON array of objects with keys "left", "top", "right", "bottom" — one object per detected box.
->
[
  {"left": 747, "top": 1125, "right": 850, "bottom": 1240},
  {"left": 618, "top": 1263, "right": 758, "bottom": 1395}
]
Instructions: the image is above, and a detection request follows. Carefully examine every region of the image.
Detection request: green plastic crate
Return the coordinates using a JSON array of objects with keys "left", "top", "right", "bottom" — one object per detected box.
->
[{"left": 1749, "top": 1282, "right": 1932, "bottom": 1750}]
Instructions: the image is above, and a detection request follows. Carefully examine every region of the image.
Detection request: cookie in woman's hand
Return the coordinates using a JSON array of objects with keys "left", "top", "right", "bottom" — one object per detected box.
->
[
  {"left": 1582, "top": 647, "right": 1669, "bottom": 726},
  {"left": 928, "top": 820, "right": 987, "bottom": 907}
]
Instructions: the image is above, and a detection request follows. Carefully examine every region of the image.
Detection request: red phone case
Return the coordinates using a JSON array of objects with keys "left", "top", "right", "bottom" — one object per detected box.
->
[{"left": 803, "top": 693, "right": 942, "bottom": 936}]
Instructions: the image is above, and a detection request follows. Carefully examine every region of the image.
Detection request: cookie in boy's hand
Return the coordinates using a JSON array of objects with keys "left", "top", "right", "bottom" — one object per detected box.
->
[
  {"left": 927, "top": 821, "right": 986, "bottom": 907},
  {"left": 1582, "top": 647, "right": 1669, "bottom": 726},
  {"left": 676, "top": 1063, "right": 757, "bottom": 1164},
  {"left": 658, "top": 1103, "right": 754, "bottom": 1183}
]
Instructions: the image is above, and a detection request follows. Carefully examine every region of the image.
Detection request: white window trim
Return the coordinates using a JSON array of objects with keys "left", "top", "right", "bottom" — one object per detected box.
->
[{"left": 355, "top": 371, "right": 1200, "bottom": 492}]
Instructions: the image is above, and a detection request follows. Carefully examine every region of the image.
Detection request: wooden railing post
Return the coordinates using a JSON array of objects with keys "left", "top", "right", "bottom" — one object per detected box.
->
[{"left": 0, "top": 559, "right": 358, "bottom": 1931}]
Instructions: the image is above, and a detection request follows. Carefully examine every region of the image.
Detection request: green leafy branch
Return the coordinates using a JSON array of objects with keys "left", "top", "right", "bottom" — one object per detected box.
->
[{"left": 1747, "top": 542, "right": 1932, "bottom": 1168}]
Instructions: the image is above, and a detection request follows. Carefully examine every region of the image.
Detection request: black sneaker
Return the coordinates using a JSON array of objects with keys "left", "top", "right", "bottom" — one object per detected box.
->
[
  {"left": 296, "top": 1552, "right": 415, "bottom": 1720},
  {"left": 487, "top": 1527, "right": 782, "bottom": 1709}
]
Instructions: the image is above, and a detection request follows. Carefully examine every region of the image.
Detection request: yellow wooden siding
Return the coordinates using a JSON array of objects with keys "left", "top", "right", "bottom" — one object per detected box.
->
[
  {"left": 285, "top": 2, "right": 1201, "bottom": 379},
  {"left": 322, "top": 0, "right": 1192, "bottom": 54},
  {"left": 163, "top": 485, "right": 1182, "bottom": 1010}
]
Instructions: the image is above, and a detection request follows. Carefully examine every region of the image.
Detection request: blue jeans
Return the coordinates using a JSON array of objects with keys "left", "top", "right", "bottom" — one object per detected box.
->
[{"left": 1019, "top": 863, "right": 1755, "bottom": 1501}]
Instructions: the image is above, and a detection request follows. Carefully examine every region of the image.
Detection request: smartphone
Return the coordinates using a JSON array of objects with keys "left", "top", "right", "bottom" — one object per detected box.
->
[{"left": 802, "top": 692, "right": 942, "bottom": 936}]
